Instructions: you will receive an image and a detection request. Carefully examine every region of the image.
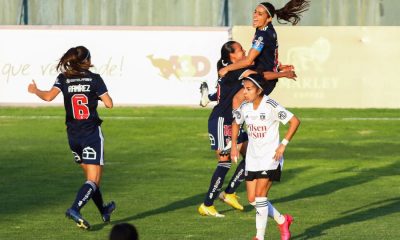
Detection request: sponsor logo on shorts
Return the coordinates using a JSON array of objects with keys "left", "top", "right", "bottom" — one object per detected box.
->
[{"left": 82, "top": 147, "right": 97, "bottom": 160}]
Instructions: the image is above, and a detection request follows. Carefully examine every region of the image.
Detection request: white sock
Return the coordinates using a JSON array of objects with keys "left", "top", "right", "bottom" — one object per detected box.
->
[
  {"left": 267, "top": 200, "right": 285, "bottom": 225},
  {"left": 255, "top": 197, "right": 268, "bottom": 240}
]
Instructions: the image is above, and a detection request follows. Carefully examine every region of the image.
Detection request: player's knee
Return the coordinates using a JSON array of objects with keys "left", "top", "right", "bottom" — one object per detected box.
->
[{"left": 218, "top": 155, "right": 230, "bottom": 161}]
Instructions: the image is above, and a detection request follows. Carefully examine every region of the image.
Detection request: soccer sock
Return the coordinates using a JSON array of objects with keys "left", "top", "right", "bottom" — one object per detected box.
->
[
  {"left": 204, "top": 161, "right": 231, "bottom": 206},
  {"left": 267, "top": 200, "right": 285, "bottom": 225},
  {"left": 71, "top": 180, "right": 97, "bottom": 212},
  {"left": 92, "top": 187, "right": 105, "bottom": 214},
  {"left": 224, "top": 158, "right": 245, "bottom": 194},
  {"left": 255, "top": 197, "right": 269, "bottom": 240}
]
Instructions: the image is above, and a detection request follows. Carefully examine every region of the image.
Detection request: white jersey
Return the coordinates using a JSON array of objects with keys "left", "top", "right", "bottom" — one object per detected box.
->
[{"left": 234, "top": 95, "right": 293, "bottom": 171}]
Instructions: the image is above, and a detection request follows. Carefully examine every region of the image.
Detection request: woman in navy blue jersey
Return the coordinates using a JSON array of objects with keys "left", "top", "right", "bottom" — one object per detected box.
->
[
  {"left": 28, "top": 46, "right": 115, "bottom": 230},
  {"left": 198, "top": 41, "right": 252, "bottom": 217},
  {"left": 218, "top": 0, "right": 309, "bottom": 96}
]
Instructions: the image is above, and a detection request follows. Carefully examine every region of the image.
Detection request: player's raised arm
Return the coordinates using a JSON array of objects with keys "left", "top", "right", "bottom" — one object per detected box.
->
[{"left": 28, "top": 80, "right": 60, "bottom": 102}]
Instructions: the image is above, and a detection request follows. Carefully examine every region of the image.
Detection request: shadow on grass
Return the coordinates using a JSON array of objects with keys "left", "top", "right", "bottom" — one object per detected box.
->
[{"left": 292, "top": 197, "right": 400, "bottom": 239}]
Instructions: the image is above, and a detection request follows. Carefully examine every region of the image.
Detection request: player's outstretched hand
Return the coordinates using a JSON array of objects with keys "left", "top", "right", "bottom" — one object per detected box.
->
[
  {"left": 28, "top": 80, "right": 37, "bottom": 94},
  {"left": 230, "top": 148, "right": 239, "bottom": 164},
  {"left": 285, "top": 71, "right": 297, "bottom": 81}
]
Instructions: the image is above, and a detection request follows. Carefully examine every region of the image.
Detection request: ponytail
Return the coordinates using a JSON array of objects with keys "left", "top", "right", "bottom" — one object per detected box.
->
[
  {"left": 57, "top": 46, "right": 92, "bottom": 78},
  {"left": 260, "top": 0, "right": 310, "bottom": 25}
]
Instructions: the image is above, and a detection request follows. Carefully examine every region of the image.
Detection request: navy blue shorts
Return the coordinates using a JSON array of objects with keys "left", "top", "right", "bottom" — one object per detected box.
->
[
  {"left": 67, "top": 126, "right": 104, "bottom": 165},
  {"left": 208, "top": 117, "right": 248, "bottom": 151}
]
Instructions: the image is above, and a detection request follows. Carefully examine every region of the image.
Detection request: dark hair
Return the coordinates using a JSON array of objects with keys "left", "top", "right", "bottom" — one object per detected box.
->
[
  {"left": 260, "top": 0, "right": 310, "bottom": 25},
  {"left": 57, "top": 46, "right": 92, "bottom": 78},
  {"left": 109, "top": 223, "right": 139, "bottom": 240},
  {"left": 217, "top": 41, "right": 238, "bottom": 71}
]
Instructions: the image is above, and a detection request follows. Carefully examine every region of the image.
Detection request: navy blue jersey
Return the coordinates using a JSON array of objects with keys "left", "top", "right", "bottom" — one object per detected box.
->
[
  {"left": 251, "top": 22, "right": 279, "bottom": 73},
  {"left": 209, "top": 68, "right": 248, "bottom": 123},
  {"left": 53, "top": 72, "right": 108, "bottom": 136}
]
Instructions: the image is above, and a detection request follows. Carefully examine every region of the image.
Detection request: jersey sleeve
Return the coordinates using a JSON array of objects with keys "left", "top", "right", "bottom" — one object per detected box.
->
[
  {"left": 267, "top": 98, "right": 294, "bottom": 125},
  {"left": 53, "top": 74, "right": 64, "bottom": 91},
  {"left": 251, "top": 31, "right": 268, "bottom": 52},
  {"left": 95, "top": 75, "right": 108, "bottom": 97},
  {"left": 232, "top": 104, "right": 245, "bottom": 125}
]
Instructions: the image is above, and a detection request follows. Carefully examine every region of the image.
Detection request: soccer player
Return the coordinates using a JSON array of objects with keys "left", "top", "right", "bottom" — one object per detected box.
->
[
  {"left": 231, "top": 74, "right": 300, "bottom": 240},
  {"left": 27, "top": 46, "right": 115, "bottom": 230},
  {"left": 198, "top": 41, "right": 251, "bottom": 217},
  {"left": 218, "top": 0, "right": 310, "bottom": 95}
]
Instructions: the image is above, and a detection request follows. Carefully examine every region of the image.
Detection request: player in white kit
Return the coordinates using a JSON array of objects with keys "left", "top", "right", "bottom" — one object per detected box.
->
[{"left": 230, "top": 74, "right": 300, "bottom": 240}]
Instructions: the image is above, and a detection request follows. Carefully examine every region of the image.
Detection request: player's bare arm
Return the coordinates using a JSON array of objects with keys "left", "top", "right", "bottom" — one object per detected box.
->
[
  {"left": 28, "top": 80, "right": 60, "bottom": 102},
  {"left": 273, "top": 115, "right": 301, "bottom": 161},
  {"left": 219, "top": 48, "right": 260, "bottom": 77}
]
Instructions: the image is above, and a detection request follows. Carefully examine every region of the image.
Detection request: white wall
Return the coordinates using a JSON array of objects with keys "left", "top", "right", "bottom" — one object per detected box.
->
[{"left": 0, "top": 26, "right": 228, "bottom": 106}]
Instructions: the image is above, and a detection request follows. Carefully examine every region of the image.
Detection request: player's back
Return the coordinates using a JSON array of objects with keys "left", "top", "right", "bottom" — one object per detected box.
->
[
  {"left": 54, "top": 71, "right": 108, "bottom": 136},
  {"left": 209, "top": 68, "right": 247, "bottom": 123}
]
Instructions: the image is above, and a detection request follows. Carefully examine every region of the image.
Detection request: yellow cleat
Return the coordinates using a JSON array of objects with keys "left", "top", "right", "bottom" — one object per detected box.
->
[
  {"left": 198, "top": 203, "right": 225, "bottom": 217},
  {"left": 219, "top": 192, "right": 244, "bottom": 210}
]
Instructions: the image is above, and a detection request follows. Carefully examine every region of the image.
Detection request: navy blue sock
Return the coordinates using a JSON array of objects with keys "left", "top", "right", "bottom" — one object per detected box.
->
[
  {"left": 204, "top": 161, "right": 231, "bottom": 206},
  {"left": 92, "top": 188, "right": 105, "bottom": 214},
  {"left": 225, "top": 158, "right": 245, "bottom": 194},
  {"left": 71, "top": 181, "right": 97, "bottom": 212}
]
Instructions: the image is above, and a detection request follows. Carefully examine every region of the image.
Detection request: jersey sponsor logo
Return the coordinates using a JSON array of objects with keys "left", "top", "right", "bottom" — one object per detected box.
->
[
  {"left": 82, "top": 147, "right": 97, "bottom": 160},
  {"left": 147, "top": 54, "right": 210, "bottom": 80},
  {"left": 278, "top": 111, "right": 287, "bottom": 120},
  {"left": 247, "top": 124, "right": 267, "bottom": 138},
  {"left": 68, "top": 84, "right": 91, "bottom": 93},
  {"left": 223, "top": 125, "right": 232, "bottom": 137},
  {"left": 66, "top": 78, "right": 92, "bottom": 84}
]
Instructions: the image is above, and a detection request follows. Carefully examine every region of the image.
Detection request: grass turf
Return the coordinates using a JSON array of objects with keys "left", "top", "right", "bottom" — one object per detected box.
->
[{"left": 0, "top": 107, "right": 399, "bottom": 239}]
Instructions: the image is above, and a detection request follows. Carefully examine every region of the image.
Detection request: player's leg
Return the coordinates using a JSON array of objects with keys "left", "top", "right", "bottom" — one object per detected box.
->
[
  {"left": 254, "top": 177, "right": 271, "bottom": 240},
  {"left": 199, "top": 118, "right": 230, "bottom": 217},
  {"left": 220, "top": 130, "right": 248, "bottom": 210}
]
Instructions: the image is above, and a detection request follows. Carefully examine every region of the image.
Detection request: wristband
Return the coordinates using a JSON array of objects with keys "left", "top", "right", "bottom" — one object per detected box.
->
[{"left": 281, "top": 139, "right": 289, "bottom": 146}]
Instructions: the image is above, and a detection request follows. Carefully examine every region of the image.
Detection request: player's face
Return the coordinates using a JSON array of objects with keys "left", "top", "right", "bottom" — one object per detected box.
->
[
  {"left": 243, "top": 80, "right": 263, "bottom": 102},
  {"left": 230, "top": 43, "right": 246, "bottom": 63},
  {"left": 253, "top": 5, "right": 271, "bottom": 29}
]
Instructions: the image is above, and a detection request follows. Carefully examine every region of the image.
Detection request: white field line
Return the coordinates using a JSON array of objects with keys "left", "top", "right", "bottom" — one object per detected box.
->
[{"left": 1, "top": 116, "right": 400, "bottom": 121}]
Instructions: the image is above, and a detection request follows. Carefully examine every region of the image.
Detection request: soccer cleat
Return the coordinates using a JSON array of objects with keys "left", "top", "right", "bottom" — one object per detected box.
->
[
  {"left": 219, "top": 192, "right": 244, "bottom": 211},
  {"left": 198, "top": 203, "right": 225, "bottom": 217},
  {"left": 102, "top": 201, "right": 116, "bottom": 222},
  {"left": 199, "top": 82, "right": 210, "bottom": 107},
  {"left": 278, "top": 214, "right": 294, "bottom": 240},
  {"left": 65, "top": 208, "right": 91, "bottom": 230}
]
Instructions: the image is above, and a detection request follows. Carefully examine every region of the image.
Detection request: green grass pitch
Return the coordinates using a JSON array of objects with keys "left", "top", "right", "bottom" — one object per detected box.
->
[{"left": 0, "top": 107, "right": 399, "bottom": 239}]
